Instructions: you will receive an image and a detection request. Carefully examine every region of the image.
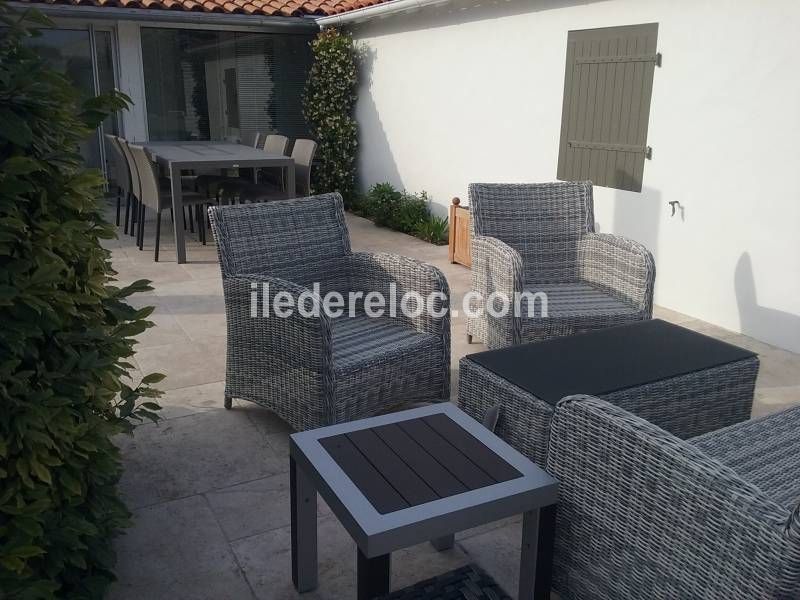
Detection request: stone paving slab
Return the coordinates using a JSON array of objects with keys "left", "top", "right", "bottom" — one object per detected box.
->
[
  {"left": 108, "top": 495, "right": 255, "bottom": 600},
  {"left": 116, "top": 410, "right": 286, "bottom": 510}
]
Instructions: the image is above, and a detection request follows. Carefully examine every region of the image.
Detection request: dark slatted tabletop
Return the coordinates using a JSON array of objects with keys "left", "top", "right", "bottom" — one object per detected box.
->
[{"left": 319, "top": 413, "right": 522, "bottom": 514}]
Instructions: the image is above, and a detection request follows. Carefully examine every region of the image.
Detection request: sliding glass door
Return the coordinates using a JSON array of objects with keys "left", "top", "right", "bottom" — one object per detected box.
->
[
  {"left": 24, "top": 26, "right": 118, "bottom": 170},
  {"left": 140, "top": 28, "right": 313, "bottom": 143}
]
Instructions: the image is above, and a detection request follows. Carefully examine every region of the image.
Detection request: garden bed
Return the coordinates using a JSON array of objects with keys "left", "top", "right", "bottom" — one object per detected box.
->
[{"left": 350, "top": 183, "right": 449, "bottom": 245}]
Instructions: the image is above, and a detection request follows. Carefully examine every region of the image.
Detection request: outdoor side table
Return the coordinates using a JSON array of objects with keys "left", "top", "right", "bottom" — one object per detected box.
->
[
  {"left": 289, "top": 403, "right": 559, "bottom": 600},
  {"left": 459, "top": 318, "right": 759, "bottom": 467}
]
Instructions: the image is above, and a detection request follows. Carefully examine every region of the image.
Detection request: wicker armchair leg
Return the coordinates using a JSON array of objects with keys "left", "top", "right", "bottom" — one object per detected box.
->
[
  {"left": 224, "top": 395, "right": 232, "bottom": 409},
  {"left": 467, "top": 334, "right": 473, "bottom": 344}
]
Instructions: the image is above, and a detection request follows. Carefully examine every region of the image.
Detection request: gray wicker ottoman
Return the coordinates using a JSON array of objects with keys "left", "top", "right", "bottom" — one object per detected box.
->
[{"left": 458, "top": 319, "right": 759, "bottom": 467}]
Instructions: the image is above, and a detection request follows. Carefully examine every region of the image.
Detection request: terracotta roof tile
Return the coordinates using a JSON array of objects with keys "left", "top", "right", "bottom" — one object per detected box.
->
[{"left": 20, "top": 0, "right": 392, "bottom": 17}]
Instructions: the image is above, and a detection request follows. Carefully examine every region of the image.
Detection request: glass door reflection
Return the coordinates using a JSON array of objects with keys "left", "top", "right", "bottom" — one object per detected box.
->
[{"left": 24, "top": 26, "right": 117, "bottom": 170}]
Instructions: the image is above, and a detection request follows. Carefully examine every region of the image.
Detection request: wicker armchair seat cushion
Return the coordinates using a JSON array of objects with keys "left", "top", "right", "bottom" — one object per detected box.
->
[
  {"left": 520, "top": 281, "right": 643, "bottom": 329},
  {"left": 331, "top": 313, "right": 440, "bottom": 373},
  {"left": 692, "top": 405, "right": 800, "bottom": 510}
]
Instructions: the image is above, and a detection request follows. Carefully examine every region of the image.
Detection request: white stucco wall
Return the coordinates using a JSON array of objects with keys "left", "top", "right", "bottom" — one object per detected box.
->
[{"left": 349, "top": 0, "right": 800, "bottom": 353}]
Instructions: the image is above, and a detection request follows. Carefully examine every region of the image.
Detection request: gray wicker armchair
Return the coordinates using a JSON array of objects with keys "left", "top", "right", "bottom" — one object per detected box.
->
[
  {"left": 547, "top": 395, "right": 800, "bottom": 599},
  {"left": 208, "top": 193, "right": 450, "bottom": 431},
  {"left": 467, "top": 182, "right": 655, "bottom": 348}
]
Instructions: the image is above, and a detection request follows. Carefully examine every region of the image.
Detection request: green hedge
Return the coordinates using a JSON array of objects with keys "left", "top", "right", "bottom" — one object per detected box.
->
[
  {"left": 352, "top": 183, "right": 449, "bottom": 245},
  {"left": 0, "top": 5, "right": 162, "bottom": 598},
  {"left": 302, "top": 28, "right": 359, "bottom": 206}
]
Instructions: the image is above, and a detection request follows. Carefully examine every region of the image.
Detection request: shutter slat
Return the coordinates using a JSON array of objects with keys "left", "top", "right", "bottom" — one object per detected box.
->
[
  {"left": 633, "top": 31, "right": 658, "bottom": 190},
  {"left": 556, "top": 40, "right": 573, "bottom": 181},
  {"left": 615, "top": 35, "right": 637, "bottom": 190},
  {"left": 589, "top": 37, "right": 608, "bottom": 185},
  {"left": 583, "top": 38, "right": 601, "bottom": 179},
  {"left": 625, "top": 35, "right": 646, "bottom": 190},
  {"left": 598, "top": 36, "right": 617, "bottom": 187}
]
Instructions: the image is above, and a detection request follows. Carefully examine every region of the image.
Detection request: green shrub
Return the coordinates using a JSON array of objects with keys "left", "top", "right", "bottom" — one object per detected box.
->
[
  {"left": 416, "top": 215, "right": 450, "bottom": 245},
  {"left": 394, "top": 191, "right": 429, "bottom": 234},
  {"left": 349, "top": 190, "right": 379, "bottom": 219},
  {"left": 365, "top": 183, "right": 428, "bottom": 233},
  {"left": 359, "top": 182, "right": 449, "bottom": 245},
  {"left": 0, "top": 4, "right": 162, "bottom": 597},
  {"left": 302, "top": 28, "right": 359, "bottom": 207},
  {"left": 368, "top": 182, "right": 402, "bottom": 228}
]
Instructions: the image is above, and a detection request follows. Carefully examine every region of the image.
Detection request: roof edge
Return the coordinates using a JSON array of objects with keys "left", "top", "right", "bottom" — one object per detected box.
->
[
  {"left": 316, "top": 0, "right": 450, "bottom": 26},
  {"left": 8, "top": 1, "right": 320, "bottom": 29}
]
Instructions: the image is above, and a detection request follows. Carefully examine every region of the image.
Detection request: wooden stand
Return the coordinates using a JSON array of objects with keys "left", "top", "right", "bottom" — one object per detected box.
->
[{"left": 448, "top": 197, "right": 471, "bottom": 267}]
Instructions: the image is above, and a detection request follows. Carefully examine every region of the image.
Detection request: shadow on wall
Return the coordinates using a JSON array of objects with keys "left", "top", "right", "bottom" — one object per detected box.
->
[
  {"left": 356, "top": 45, "right": 404, "bottom": 193},
  {"left": 735, "top": 252, "right": 800, "bottom": 354},
  {"left": 609, "top": 182, "right": 662, "bottom": 272}
]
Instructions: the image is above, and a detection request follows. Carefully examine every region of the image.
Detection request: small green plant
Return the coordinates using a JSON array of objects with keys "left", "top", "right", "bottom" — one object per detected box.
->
[
  {"left": 0, "top": 3, "right": 162, "bottom": 597},
  {"left": 394, "top": 191, "right": 429, "bottom": 234},
  {"left": 369, "top": 182, "right": 402, "bottom": 227},
  {"left": 416, "top": 214, "right": 450, "bottom": 245},
  {"left": 302, "top": 28, "right": 359, "bottom": 206}
]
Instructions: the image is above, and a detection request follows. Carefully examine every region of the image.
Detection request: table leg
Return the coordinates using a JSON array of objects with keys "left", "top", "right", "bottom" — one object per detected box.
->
[
  {"left": 286, "top": 162, "right": 296, "bottom": 198},
  {"left": 519, "top": 505, "right": 557, "bottom": 600},
  {"left": 357, "top": 549, "right": 390, "bottom": 600},
  {"left": 169, "top": 164, "right": 186, "bottom": 264},
  {"left": 290, "top": 456, "right": 317, "bottom": 592},
  {"left": 430, "top": 534, "right": 454, "bottom": 551}
]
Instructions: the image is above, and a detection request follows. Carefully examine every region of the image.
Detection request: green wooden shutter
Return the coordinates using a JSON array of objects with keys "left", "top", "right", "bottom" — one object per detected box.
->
[{"left": 556, "top": 23, "right": 659, "bottom": 192}]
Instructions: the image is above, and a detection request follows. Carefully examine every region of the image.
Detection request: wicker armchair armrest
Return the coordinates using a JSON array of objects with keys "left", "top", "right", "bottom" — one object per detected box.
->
[
  {"left": 547, "top": 395, "right": 800, "bottom": 599},
  {"left": 223, "top": 273, "right": 333, "bottom": 379},
  {"left": 577, "top": 232, "right": 656, "bottom": 315},
  {"left": 348, "top": 252, "right": 450, "bottom": 337},
  {"left": 470, "top": 235, "right": 524, "bottom": 347}
]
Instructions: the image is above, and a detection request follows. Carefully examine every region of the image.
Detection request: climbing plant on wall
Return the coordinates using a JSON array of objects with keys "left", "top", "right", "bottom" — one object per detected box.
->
[{"left": 302, "top": 28, "right": 359, "bottom": 206}]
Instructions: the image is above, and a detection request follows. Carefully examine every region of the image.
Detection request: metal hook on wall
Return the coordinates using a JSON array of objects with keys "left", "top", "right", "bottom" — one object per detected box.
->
[{"left": 668, "top": 200, "right": 685, "bottom": 221}]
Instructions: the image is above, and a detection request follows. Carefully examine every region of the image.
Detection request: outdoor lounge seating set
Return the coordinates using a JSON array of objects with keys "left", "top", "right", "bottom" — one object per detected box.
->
[
  {"left": 209, "top": 184, "right": 800, "bottom": 599},
  {"left": 104, "top": 132, "right": 317, "bottom": 261}
]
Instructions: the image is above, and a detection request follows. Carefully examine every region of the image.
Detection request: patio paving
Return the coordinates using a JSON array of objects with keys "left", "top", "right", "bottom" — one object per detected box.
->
[{"left": 104, "top": 203, "right": 800, "bottom": 599}]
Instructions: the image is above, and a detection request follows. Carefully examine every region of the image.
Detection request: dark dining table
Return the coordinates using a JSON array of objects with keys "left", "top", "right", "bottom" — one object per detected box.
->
[{"left": 144, "top": 141, "right": 295, "bottom": 264}]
